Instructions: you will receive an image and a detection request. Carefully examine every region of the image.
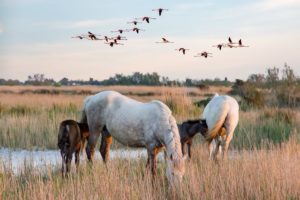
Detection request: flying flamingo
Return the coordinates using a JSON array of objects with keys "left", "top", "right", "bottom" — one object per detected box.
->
[
  {"left": 135, "top": 16, "right": 156, "bottom": 23},
  {"left": 238, "top": 39, "right": 249, "bottom": 47},
  {"left": 71, "top": 35, "right": 88, "bottom": 40},
  {"left": 111, "top": 29, "right": 128, "bottom": 34},
  {"left": 87, "top": 31, "right": 101, "bottom": 40},
  {"left": 155, "top": 37, "right": 174, "bottom": 43},
  {"left": 175, "top": 48, "right": 190, "bottom": 55},
  {"left": 195, "top": 51, "right": 212, "bottom": 58},
  {"left": 127, "top": 27, "right": 145, "bottom": 34},
  {"left": 212, "top": 44, "right": 226, "bottom": 50},
  {"left": 127, "top": 20, "right": 141, "bottom": 25},
  {"left": 152, "top": 8, "right": 168, "bottom": 16},
  {"left": 105, "top": 41, "right": 124, "bottom": 47},
  {"left": 113, "top": 35, "right": 127, "bottom": 41}
]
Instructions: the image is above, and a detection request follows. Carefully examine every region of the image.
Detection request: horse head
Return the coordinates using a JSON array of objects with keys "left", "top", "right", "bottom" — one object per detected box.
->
[{"left": 166, "top": 153, "right": 187, "bottom": 186}]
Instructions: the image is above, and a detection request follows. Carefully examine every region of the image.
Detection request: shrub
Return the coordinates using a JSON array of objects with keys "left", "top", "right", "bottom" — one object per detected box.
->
[{"left": 230, "top": 79, "right": 265, "bottom": 109}]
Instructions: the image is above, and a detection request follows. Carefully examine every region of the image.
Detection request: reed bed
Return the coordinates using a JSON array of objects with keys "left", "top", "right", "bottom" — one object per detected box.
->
[
  {"left": 1, "top": 140, "right": 299, "bottom": 200},
  {"left": 0, "top": 86, "right": 298, "bottom": 150}
]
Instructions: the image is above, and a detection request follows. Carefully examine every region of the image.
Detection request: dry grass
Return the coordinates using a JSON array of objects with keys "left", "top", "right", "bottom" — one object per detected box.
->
[
  {"left": 0, "top": 85, "right": 299, "bottom": 199},
  {"left": 1, "top": 140, "right": 300, "bottom": 200}
]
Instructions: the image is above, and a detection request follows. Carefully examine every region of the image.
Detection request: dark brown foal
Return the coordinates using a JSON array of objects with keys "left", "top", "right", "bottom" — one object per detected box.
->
[{"left": 57, "top": 120, "right": 89, "bottom": 176}]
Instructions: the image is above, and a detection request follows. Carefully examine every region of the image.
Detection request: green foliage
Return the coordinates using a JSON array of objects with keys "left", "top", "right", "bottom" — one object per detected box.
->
[
  {"left": 230, "top": 79, "right": 265, "bottom": 109},
  {"left": 194, "top": 97, "right": 212, "bottom": 107},
  {"left": 232, "top": 109, "right": 295, "bottom": 150}
]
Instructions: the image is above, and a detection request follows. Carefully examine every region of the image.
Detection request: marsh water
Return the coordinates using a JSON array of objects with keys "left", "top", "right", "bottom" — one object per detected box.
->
[{"left": 0, "top": 148, "right": 149, "bottom": 174}]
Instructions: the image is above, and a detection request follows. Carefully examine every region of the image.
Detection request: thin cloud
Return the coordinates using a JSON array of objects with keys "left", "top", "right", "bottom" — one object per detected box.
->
[
  {"left": 258, "top": 0, "right": 300, "bottom": 10},
  {"left": 0, "top": 23, "right": 3, "bottom": 33},
  {"left": 70, "top": 18, "right": 125, "bottom": 29}
]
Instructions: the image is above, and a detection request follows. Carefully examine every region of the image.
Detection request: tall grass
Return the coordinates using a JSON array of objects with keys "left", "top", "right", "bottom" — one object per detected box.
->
[
  {"left": 1, "top": 140, "right": 300, "bottom": 199},
  {"left": 0, "top": 86, "right": 298, "bottom": 150}
]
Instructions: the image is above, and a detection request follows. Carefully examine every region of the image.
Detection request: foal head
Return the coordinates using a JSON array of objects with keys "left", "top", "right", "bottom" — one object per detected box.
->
[{"left": 182, "top": 119, "right": 208, "bottom": 137}]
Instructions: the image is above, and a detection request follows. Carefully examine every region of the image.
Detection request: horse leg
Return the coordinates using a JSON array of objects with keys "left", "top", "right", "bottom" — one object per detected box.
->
[
  {"left": 213, "top": 138, "right": 221, "bottom": 161},
  {"left": 208, "top": 140, "right": 214, "bottom": 160},
  {"left": 146, "top": 146, "right": 158, "bottom": 176},
  {"left": 86, "top": 128, "right": 101, "bottom": 163},
  {"left": 222, "top": 130, "right": 233, "bottom": 160},
  {"left": 100, "top": 130, "right": 113, "bottom": 163},
  {"left": 187, "top": 141, "right": 192, "bottom": 159}
]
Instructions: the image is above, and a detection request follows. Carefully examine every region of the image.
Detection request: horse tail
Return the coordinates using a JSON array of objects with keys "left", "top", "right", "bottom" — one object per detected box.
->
[
  {"left": 80, "top": 108, "right": 87, "bottom": 124},
  {"left": 205, "top": 102, "right": 229, "bottom": 142}
]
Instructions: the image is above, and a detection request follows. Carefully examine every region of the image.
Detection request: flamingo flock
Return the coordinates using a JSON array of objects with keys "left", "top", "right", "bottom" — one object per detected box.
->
[{"left": 71, "top": 7, "right": 249, "bottom": 58}]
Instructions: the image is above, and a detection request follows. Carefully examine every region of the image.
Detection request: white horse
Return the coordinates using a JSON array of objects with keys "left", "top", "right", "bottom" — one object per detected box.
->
[
  {"left": 202, "top": 94, "right": 239, "bottom": 160},
  {"left": 81, "top": 91, "right": 185, "bottom": 185}
]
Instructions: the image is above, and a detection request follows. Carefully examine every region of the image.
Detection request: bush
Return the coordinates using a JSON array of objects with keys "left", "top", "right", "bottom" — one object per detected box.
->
[{"left": 230, "top": 79, "right": 265, "bottom": 109}]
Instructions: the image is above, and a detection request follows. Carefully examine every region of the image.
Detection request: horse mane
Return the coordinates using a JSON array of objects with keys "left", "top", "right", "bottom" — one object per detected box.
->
[{"left": 166, "top": 115, "right": 182, "bottom": 159}]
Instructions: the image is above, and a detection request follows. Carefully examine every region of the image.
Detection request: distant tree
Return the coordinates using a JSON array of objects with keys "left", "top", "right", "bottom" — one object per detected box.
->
[
  {"left": 247, "top": 74, "right": 266, "bottom": 84},
  {"left": 266, "top": 67, "right": 279, "bottom": 87},
  {"left": 59, "top": 77, "right": 69, "bottom": 85}
]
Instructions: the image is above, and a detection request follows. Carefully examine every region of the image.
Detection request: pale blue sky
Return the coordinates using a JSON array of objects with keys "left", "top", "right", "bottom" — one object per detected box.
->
[{"left": 1, "top": 0, "right": 300, "bottom": 81}]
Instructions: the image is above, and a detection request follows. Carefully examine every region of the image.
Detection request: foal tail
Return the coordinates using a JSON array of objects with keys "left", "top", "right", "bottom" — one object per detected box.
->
[{"left": 205, "top": 103, "right": 229, "bottom": 142}]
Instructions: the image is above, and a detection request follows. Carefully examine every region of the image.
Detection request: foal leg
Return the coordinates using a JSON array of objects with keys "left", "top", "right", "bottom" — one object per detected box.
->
[
  {"left": 181, "top": 142, "right": 187, "bottom": 157},
  {"left": 187, "top": 141, "right": 192, "bottom": 159},
  {"left": 75, "top": 149, "right": 80, "bottom": 172},
  {"left": 61, "top": 152, "right": 66, "bottom": 177},
  {"left": 66, "top": 152, "right": 72, "bottom": 174}
]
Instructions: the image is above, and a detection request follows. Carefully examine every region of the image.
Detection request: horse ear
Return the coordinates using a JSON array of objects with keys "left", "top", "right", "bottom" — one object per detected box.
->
[{"left": 200, "top": 119, "right": 206, "bottom": 125}]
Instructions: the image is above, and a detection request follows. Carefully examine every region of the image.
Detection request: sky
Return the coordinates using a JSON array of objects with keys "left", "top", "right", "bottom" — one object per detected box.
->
[{"left": 0, "top": 0, "right": 300, "bottom": 82}]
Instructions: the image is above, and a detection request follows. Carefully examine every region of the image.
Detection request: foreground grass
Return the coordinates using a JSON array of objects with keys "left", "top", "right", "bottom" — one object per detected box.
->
[{"left": 1, "top": 141, "right": 300, "bottom": 200}]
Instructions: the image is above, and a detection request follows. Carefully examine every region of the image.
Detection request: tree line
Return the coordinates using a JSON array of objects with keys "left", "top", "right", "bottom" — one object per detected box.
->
[
  {"left": 0, "top": 64, "right": 298, "bottom": 87},
  {"left": 0, "top": 72, "right": 230, "bottom": 87}
]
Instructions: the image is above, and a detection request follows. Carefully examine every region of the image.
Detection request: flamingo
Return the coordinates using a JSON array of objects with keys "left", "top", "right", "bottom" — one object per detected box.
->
[
  {"left": 155, "top": 37, "right": 174, "bottom": 43},
  {"left": 87, "top": 31, "right": 101, "bottom": 40},
  {"left": 175, "top": 48, "right": 190, "bottom": 55},
  {"left": 212, "top": 44, "right": 225, "bottom": 50},
  {"left": 71, "top": 35, "right": 88, "bottom": 40},
  {"left": 127, "top": 27, "right": 145, "bottom": 34},
  {"left": 113, "top": 35, "right": 127, "bottom": 41},
  {"left": 135, "top": 16, "right": 156, "bottom": 24},
  {"left": 111, "top": 29, "right": 128, "bottom": 34},
  {"left": 127, "top": 20, "right": 141, "bottom": 25},
  {"left": 238, "top": 39, "right": 249, "bottom": 47},
  {"left": 103, "top": 36, "right": 112, "bottom": 42},
  {"left": 105, "top": 41, "right": 124, "bottom": 47},
  {"left": 195, "top": 51, "right": 212, "bottom": 58},
  {"left": 152, "top": 8, "right": 168, "bottom": 16}
]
